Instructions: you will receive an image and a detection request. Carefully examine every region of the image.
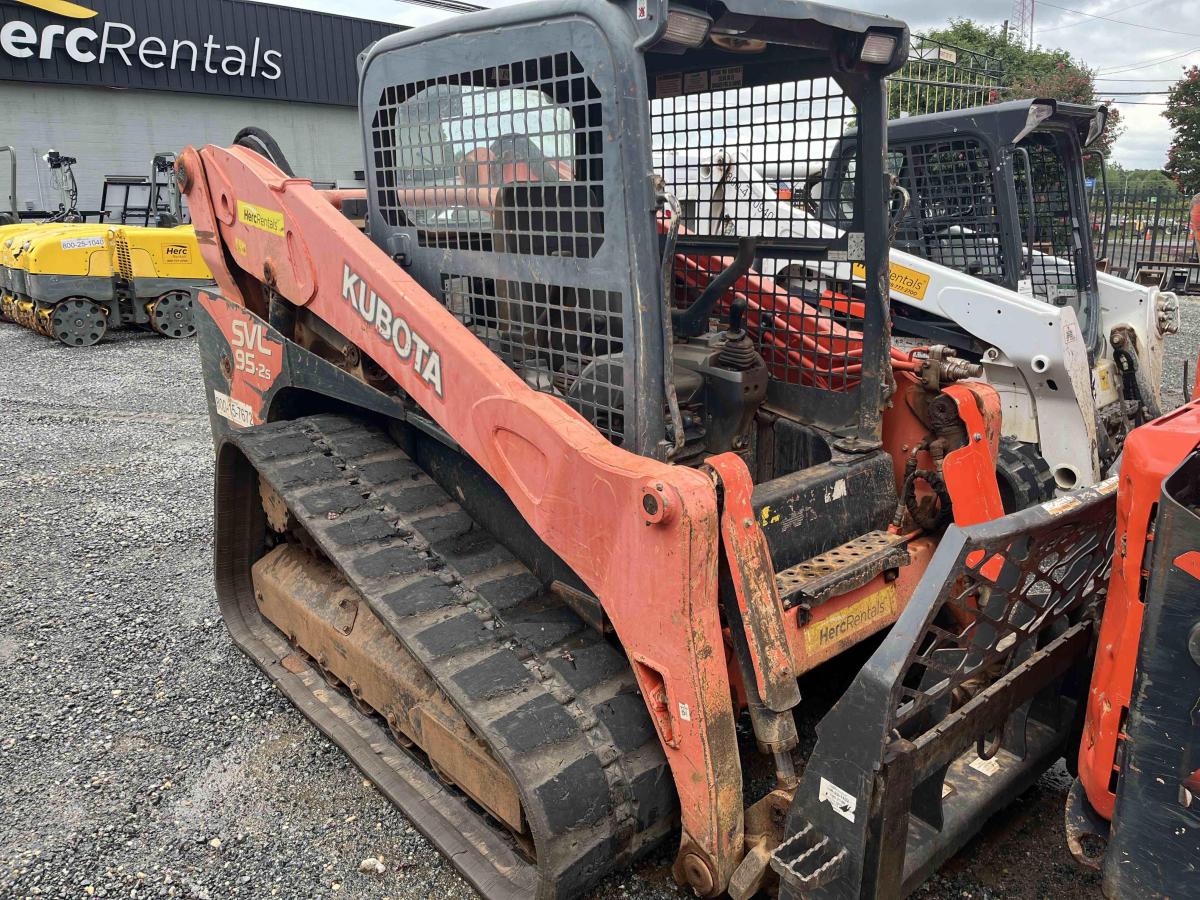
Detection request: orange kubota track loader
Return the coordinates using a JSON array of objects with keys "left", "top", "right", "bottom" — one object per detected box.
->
[
  {"left": 181, "top": 2, "right": 1117, "bottom": 897},
  {"left": 1064, "top": 334, "right": 1200, "bottom": 895}
]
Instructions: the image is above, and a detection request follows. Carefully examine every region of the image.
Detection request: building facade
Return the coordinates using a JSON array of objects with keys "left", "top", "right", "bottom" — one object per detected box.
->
[{"left": 0, "top": 0, "right": 398, "bottom": 215}]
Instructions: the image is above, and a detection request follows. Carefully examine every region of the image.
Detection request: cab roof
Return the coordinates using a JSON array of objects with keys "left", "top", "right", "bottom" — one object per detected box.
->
[{"left": 886, "top": 98, "right": 1107, "bottom": 148}]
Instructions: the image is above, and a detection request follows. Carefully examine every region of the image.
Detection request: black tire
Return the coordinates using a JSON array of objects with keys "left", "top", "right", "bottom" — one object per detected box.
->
[{"left": 995, "top": 437, "right": 1056, "bottom": 513}]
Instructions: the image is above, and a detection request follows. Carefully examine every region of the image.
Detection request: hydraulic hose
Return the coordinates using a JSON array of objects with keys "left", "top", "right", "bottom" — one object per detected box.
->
[{"left": 233, "top": 127, "right": 297, "bottom": 178}]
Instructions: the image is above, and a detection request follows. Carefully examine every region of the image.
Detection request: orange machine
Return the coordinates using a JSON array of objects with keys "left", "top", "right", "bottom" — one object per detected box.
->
[{"left": 177, "top": 3, "right": 1116, "bottom": 898}]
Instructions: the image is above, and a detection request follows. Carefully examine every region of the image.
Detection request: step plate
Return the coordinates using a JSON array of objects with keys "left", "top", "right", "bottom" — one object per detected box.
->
[{"left": 776, "top": 530, "right": 909, "bottom": 611}]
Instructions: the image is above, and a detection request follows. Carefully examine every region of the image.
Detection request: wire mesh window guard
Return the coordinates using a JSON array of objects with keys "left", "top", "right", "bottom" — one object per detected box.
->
[
  {"left": 1016, "top": 138, "right": 1084, "bottom": 307},
  {"left": 441, "top": 274, "right": 625, "bottom": 443},
  {"left": 370, "top": 52, "right": 604, "bottom": 258},
  {"left": 889, "top": 137, "right": 1007, "bottom": 285},
  {"left": 372, "top": 52, "right": 629, "bottom": 444},
  {"left": 651, "top": 78, "right": 866, "bottom": 393}
]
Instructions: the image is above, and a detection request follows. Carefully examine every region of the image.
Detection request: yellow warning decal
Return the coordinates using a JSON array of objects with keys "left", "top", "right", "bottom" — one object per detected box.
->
[
  {"left": 237, "top": 200, "right": 285, "bottom": 237},
  {"left": 806, "top": 585, "right": 896, "bottom": 655},
  {"left": 852, "top": 261, "right": 931, "bottom": 301}
]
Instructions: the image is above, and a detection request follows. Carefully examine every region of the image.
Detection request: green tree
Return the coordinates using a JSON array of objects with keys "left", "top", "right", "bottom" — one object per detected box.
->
[
  {"left": 1164, "top": 66, "right": 1200, "bottom": 194},
  {"left": 905, "top": 19, "right": 1124, "bottom": 154},
  {"left": 1106, "top": 163, "right": 1178, "bottom": 195}
]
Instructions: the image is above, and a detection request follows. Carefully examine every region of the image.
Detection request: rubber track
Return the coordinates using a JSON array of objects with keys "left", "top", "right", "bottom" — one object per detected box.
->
[{"left": 227, "top": 415, "right": 676, "bottom": 900}]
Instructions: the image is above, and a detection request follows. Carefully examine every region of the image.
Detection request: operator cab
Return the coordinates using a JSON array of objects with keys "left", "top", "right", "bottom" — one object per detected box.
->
[
  {"left": 362, "top": 0, "right": 908, "bottom": 469},
  {"left": 825, "top": 99, "right": 1108, "bottom": 355}
]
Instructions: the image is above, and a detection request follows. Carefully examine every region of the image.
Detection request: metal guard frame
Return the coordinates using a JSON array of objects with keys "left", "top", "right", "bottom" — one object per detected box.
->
[
  {"left": 779, "top": 478, "right": 1118, "bottom": 898},
  {"left": 360, "top": 0, "right": 904, "bottom": 454}
]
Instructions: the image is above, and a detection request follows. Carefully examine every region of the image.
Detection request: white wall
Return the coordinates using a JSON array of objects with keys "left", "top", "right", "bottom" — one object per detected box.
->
[{"left": 1, "top": 81, "right": 364, "bottom": 214}]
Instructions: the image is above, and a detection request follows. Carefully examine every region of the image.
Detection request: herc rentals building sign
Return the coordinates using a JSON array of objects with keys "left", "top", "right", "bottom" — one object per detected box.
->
[{"left": 0, "top": 0, "right": 397, "bottom": 105}]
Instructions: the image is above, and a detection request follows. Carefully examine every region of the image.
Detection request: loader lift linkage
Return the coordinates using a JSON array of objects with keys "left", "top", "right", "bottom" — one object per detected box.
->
[{"left": 181, "top": 1, "right": 1121, "bottom": 896}]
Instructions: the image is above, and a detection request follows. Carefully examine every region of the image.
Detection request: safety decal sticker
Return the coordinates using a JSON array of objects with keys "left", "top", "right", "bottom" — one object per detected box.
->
[
  {"left": 969, "top": 756, "right": 1002, "bottom": 777},
  {"left": 710, "top": 65, "right": 743, "bottom": 90},
  {"left": 1042, "top": 494, "right": 1082, "bottom": 517},
  {"left": 819, "top": 777, "right": 857, "bottom": 822}
]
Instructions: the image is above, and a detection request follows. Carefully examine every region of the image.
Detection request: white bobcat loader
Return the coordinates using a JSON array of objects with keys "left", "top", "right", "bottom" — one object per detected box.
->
[{"left": 657, "top": 99, "right": 1177, "bottom": 504}]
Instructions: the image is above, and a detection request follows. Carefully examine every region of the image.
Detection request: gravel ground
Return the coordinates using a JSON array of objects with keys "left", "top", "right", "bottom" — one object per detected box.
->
[{"left": 1, "top": 300, "right": 1197, "bottom": 900}]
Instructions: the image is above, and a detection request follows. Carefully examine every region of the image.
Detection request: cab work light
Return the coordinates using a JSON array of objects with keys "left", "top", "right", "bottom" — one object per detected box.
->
[
  {"left": 658, "top": 7, "right": 712, "bottom": 53},
  {"left": 859, "top": 31, "right": 897, "bottom": 65}
]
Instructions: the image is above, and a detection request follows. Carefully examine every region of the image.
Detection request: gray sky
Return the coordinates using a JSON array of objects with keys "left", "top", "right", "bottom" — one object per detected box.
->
[{"left": 260, "top": 0, "right": 1198, "bottom": 170}]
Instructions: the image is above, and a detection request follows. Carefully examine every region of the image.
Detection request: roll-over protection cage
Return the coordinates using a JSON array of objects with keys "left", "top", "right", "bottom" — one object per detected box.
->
[
  {"left": 826, "top": 99, "right": 1108, "bottom": 355},
  {"left": 359, "top": 0, "right": 907, "bottom": 459}
]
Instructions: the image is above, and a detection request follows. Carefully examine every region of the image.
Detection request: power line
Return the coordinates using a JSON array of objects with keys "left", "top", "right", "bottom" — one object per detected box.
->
[
  {"left": 1100, "top": 90, "right": 1174, "bottom": 94},
  {"left": 1035, "top": 0, "right": 1200, "bottom": 36},
  {"left": 1036, "top": 0, "right": 1158, "bottom": 32},
  {"left": 1095, "top": 77, "right": 1178, "bottom": 81},
  {"left": 1098, "top": 46, "right": 1200, "bottom": 74},
  {"left": 390, "top": 0, "right": 486, "bottom": 12}
]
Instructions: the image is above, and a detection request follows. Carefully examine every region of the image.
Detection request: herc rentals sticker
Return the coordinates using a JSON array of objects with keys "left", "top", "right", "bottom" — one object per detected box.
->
[
  {"left": 236, "top": 201, "right": 285, "bottom": 237},
  {"left": 163, "top": 243, "right": 192, "bottom": 265},
  {"left": 341, "top": 264, "right": 444, "bottom": 397},
  {"left": 805, "top": 586, "right": 896, "bottom": 655},
  {"left": 852, "top": 260, "right": 931, "bottom": 301}
]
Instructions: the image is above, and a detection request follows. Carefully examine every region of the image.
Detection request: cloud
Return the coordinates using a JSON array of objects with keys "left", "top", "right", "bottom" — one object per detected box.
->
[
  {"left": 268, "top": 0, "right": 1197, "bottom": 169},
  {"left": 836, "top": 0, "right": 1197, "bottom": 169}
]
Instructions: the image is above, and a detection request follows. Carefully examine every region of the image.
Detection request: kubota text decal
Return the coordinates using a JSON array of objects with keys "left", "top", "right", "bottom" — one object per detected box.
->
[{"left": 341, "top": 264, "right": 444, "bottom": 397}]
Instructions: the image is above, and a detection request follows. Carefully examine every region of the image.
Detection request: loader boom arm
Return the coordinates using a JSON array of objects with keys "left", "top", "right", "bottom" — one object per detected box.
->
[{"left": 179, "top": 144, "right": 745, "bottom": 892}]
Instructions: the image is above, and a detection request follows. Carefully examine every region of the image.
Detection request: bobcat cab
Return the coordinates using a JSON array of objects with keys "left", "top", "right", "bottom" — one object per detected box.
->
[{"left": 824, "top": 99, "right": 1179, "bottom": 490}]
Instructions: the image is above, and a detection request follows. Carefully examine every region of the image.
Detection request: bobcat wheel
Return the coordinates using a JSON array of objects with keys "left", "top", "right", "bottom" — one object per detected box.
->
[
  {"left": 995, "top": 437, "right": 1056, "bottom": 513},
  {"left": 51, "top": 299, "right": 107, "bottom": 347},
  {"left": 148, "top": 291, "right": 195, "bottom": 339}
]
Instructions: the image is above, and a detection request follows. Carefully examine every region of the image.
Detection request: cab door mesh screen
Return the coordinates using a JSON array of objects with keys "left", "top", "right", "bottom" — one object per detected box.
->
[
  {"left": 651, "top": 78, "right": 867, "bottom": 394},
  {"left": 1016, "top": 138, "right": 1083, "bottom": 305},
  {"left": 368, "top": 49, "right": 638, "bottom": 446},
  {"left": 891, "top": 137, "right": 1007, "bottom": 284}
]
